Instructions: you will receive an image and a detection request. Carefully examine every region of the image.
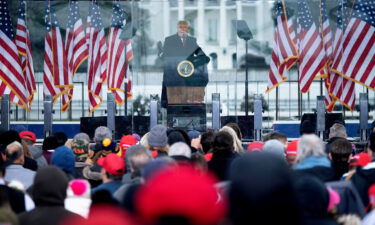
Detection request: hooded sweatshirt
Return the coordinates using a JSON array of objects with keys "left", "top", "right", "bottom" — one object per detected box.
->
[{"left": 18, "top": 166, "right": 80, "bottom": 225}]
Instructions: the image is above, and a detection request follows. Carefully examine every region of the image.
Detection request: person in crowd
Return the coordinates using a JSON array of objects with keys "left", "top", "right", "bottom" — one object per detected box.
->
[
  {"left": 269, "top": 131, "right": 288, "bottom": 148},
  {"left": 18, "top": 166, "right": 80, "bottom": 225},
  {"left": 190, "top": 152, "right": 208, "bottom": 172},
  {"left": 362, "top": 184, "right": 375, "bottom": 225},
  {"left": 118, "top": 135, "right": 137, "bottom": 158},
  {"left": 208, "top": 131, "right": 238, "bottom": 181},
  {"left": 135, "top": 165, "right": 227, "bottom": 225},
  {"left": 329, "top": 139, "right": 352, "bottom": 179},
  {"left": 286, "top": 139, "right": 299, "bottom": 164},
  {"left": 294, "top": 174, "right": 340, "bottom": 225},
  {"left": 64, "top": 179, "right": 91, "bottom": 218},
  {"left": 20, "top": 131, "right": 48, "bottom": 168},
  {"left": 351, "top": 132, "right": 375, "bottom": 207},
  {"left": 0, "top": 146, "right": 34, "bottom": 214},
  {"left": 225, "top": 122, "right": 242, "bottom": 141},
  {"left": 228, "top": 151, "right": 301, "bottom": 225},
  {"left": 262, "top": 139, "right": 285, "bottom": 160},
  {"left": 294, "top": 134, "right": 337, "bottom": 182},
  {"left": 91, "top": 153, "right": 125, "bottom": 196},
  {"left": 262, "top": 132, "right": 272, "bottom": 142},
  {"left": 167, "top": 130, "right": 186, "bottom": 147},
  {"left": 0, "top": 185, "right": 19, "bottom": 225},
  {"left": 115, "top": 145, "right": 152, "bottom": 203},
  {"left": 51, "top": 145, "right": 76, "bottom": 180},
  {"left": 326, "top": 123, "right": 348, "bottom": 154},
  {"left": 168, "top": 142, "right": 192, "bottom": 163},
  {"left": 200, "top": 130, "right": 215, "bottom": 162},
  {"left": 0, "top": 130, "right": 37, "bottom": 171},
  {"left": 343, "top": 152, "right": 371, "bottom": 180},
  {"left": 90, "top": 126, "right": 114, "bottom": 157},
  {"left": 63, "top": 205, "right": 136, "bottom": 225},
  {"left": 42, "top": 135, "right": 59, "bottom": 164},
  {"left": 300, "top": 120, "right": 316, "bottom": 135},
  {"left": 3, "top": 141, "right": 36, "bottom": 190},
  {"left": 121, "top": 144, "right": 152, "bottom": 185},
  {"left": 54, "top": 132, "right": 68, "bottom": 148},
  {"left": 187, "top": 130, "right": 201, "bottom": 143},
  {"left": 73, "top": 132, "right": 90, "bottom": 143},
  {"left": 247, "top": 141, "right": 263, "bottom": 152},
  {"left": 140, "top": 132, "right": 150, "bottom": 147},
  {"left": 70, "top": 138, "right": 91, "bottom": 179},
  {"left": 147, "top": 125, "right": 169, "bottom": 158},
  {"left": 187, "top": 130, "right": 203, "bottom": 153},
  {"left": 220, "top": 126, "right": 244, "bottom": 153}
]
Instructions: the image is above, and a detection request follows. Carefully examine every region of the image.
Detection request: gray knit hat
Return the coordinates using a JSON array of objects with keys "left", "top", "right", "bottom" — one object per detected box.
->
[{"left": 148, "top": 125, "right": 168, "bottom": 147}]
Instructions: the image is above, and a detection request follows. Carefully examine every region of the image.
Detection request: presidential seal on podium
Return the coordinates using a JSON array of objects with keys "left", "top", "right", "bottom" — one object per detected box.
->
[{"left": 177, "top": 60, "right": 194, "bottom": 77}]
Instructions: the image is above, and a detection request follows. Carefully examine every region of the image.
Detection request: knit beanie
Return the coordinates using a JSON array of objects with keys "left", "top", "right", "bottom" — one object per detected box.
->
[
  {"left": 148, "top": 125, "right": 168, "bottom": 147},
  {"left": 51, "top": 146, "right": 75, "bottom": 174}
]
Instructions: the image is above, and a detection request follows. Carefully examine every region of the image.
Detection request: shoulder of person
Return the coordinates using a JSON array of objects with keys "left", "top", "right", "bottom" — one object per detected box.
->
[{"left": 165, "top": 34, "right": 178, "bottom": 41}]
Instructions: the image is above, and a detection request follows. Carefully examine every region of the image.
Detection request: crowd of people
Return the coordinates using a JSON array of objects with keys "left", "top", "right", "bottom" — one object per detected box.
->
[{"left": 1, "top": 121, "right": 375, "bottom": 225}]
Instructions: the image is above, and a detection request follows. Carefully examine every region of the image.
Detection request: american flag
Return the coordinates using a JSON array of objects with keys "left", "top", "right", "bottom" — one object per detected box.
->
[
  {"left": 266, "top": 0, "right": 298, "bottom": 93},
  {"left": 0, "top": 0, "right": 27, "bottom": 109},
  {"left": 319, "top": 0, "right": 335, "bottom": 111},
  {"left": 62, "top": 0, "right": 88, "bottom": 112},
  {"left": 87, "top": 1, "right": 107, "bottom": 113},
  {"left": 125, "top": 38, "right": 133, "bottom": 98},
  {"left": 43, "top": 1, "right": 72, "bottom": 107},
  {"left": 107, "top": 1, "right": 132, "bottom": 104},
  {"left": 297, "top": 0, "right": 326, "bottom": 93},
  {"left": 331, "top": 0, "right": 374, "bottom": 91},
  {"left": 15, "top": 0, "right": 36, "bottom": 111},
  {"left": 330, "top": 2, "right": 356, "bottom": 111}
]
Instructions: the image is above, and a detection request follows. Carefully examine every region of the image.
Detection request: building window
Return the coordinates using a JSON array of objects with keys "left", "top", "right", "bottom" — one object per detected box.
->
[
  {"left": 232, "top": 53, "right": 237, "bottom": 69},
  {"left": 207, "top": 19, "right": 218, "bottom": 42},
  {"left": 210, "top": 53, "right": 218, "bottom": 70}
]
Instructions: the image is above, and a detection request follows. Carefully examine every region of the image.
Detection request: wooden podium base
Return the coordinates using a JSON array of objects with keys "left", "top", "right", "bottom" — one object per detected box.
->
[{"left": 167, "top": 86, "right": 205, "bottom": 104}]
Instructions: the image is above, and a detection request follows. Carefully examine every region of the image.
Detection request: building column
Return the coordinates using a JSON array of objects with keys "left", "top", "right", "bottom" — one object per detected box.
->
[
  {"left": 236, "top": 0, "right": 242, "bottom": 20},
  {"left": 257, "top": 1, "right": 265, "bottom": 41},
  {"left": 197, "top": 0, "right": 205, "bottom": 45},
  {"left": 219, "top": 0, "right": 228, "bottom": 48},
  {"left": 163, "top": 0, "right": 170, "bottom": 37},
  {"left": 178, "top": 0, "right": 184, "bottom": 20}
]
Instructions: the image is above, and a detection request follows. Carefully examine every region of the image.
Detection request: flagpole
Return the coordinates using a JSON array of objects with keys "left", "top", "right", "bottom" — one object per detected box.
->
[{"left": 124, "top": 82, "right": 128, "bottom": 116}]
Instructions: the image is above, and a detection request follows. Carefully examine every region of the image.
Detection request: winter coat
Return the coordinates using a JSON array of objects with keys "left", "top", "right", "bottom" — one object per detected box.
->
[
  {"left": 350, "top": 162, "right": 375, "bottom": 207},
  {"left": 18, "top": 166, "right": 80, "bottom": 225}
]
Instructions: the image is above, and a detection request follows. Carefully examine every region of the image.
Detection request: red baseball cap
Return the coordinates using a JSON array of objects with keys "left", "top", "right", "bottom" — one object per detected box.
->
[
  {"left": 119, "top": 135, "right": 137, "bottom": 157},
  {"left": 349, "top": 152, "right": 371, "bottom": 167},
  {"left": 19, "top": 131, "right": 36, "bottom": 143},
  {"left": 135, "top": 165, "right": 227, "bottom": 225},
  {"left": 97, "top": 153, "right": 125, "bottom": 175},
  {"left": 247, "top": 141, "right": 264, "bottom": 152}
]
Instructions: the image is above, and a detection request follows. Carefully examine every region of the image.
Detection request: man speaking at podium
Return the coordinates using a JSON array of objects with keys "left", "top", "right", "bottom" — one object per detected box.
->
[{"left": 160, "top": 20, "right": 210, "bottom": 108}]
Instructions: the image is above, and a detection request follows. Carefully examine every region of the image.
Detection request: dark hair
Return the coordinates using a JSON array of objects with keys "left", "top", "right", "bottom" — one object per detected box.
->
[
  {"left": 106, "top": 172, "right": 123, "bottom": 181},
  {"left": 42, "top": 136, "right": 59, "bottom": 151},
  {"left": 53, "top": 132, "right": 68, "bottom": 147},
  {"left": 269, "top": 132, "right": 287, "bottom": 142},
  {"left": 167, "top": 131, "right": 186, "bottom": 146},
  {"left": 330, "top": 139, "right": 352, "bottom": 162},
  {"left": 201, "top": 131, "right": 215, "bottom": 154},
  {"left": 369, "top": 132, "right": 375, "bottom": 152},
  {"left": 225, "top": 123, "right": 242, "bottom": 140},
  {"left": 213, "top": 131, "right": 234, "bottom": 154},
  {"left": 0, "top": 130, "right": 21, "bottom": 146}
]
